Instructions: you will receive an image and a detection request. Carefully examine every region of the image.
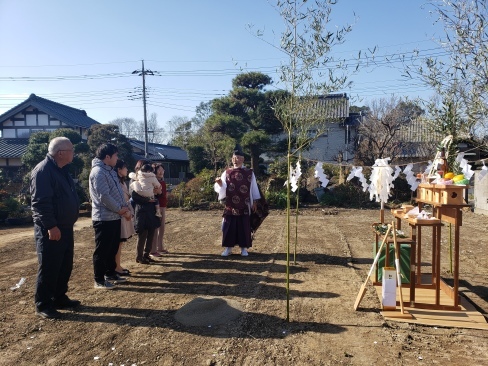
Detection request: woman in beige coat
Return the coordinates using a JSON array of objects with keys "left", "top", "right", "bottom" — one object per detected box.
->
[{"left": 115, "top": 159, "right": 135, "bottom": 275}]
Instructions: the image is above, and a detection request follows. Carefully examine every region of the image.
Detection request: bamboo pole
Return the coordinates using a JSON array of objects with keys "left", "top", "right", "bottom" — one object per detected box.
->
[{"left": 392, "top": 221, "right": 405, "bottom": 314}]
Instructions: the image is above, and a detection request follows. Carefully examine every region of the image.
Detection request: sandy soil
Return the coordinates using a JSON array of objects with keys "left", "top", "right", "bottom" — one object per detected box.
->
[{"left": 0, "top": 208, "right": 487, "bottom": 366}]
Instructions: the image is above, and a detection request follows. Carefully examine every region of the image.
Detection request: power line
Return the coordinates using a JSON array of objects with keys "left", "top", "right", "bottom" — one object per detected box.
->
[
  {"left": 0, "top": 37, "right": 441, "bottom": 68},
  {"left": 0, "top": 41, "right": 451, "bottom": 118},
  {"left": 0, "top": 45, "right": 451, "bottom": 81}
]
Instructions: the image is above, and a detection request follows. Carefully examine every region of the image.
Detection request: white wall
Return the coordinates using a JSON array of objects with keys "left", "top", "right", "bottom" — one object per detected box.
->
[
  {"left": 474, "top": 170, "right": 488, "bottom": 215},
  {"left": 0, "top": 158, "right": 22, "bottom": 167},
  {"left": 302, "top": 123, "right": 357, "bottom": 163}
]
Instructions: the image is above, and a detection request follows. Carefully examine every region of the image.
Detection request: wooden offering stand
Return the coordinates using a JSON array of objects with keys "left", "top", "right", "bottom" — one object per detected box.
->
[
  {"left": 390, "top": 210, "right": 444, "bottom": 309},
  {"left": 355, "top": 180, "right": 470, "bottom": 313},
  {"left": 414, "top": 183, "right": 470, "bottom": 310},
  {"left": 366, "top": 182, "right": 469, "bottom": 312}
]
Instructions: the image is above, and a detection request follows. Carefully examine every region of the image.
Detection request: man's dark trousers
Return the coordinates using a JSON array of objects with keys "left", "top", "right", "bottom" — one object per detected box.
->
[
  {"left": 34, "top": 225, "right": 74, "bottom": 311},
  {"left": 93, "top": 219, "right": 121, "bottom": 284}
]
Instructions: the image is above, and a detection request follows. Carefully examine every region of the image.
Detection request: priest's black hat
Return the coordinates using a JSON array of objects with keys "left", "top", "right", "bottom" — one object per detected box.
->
[{"left": 233, "top": 144, "right": 244, "bottom": 156}]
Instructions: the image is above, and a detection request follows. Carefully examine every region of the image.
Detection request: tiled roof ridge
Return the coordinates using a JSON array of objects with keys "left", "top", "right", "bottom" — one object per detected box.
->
[
  {"left": 297, "top": 93, "right": 348, "bottom": 100},
  {"left": 28, "top": 93, "right": 88, "bottom": 116},
  {"left": 129, "top": 139, "right": 185, "bottom": 150},
  {"left": 317, "top": 93, "right": 348, "bottom": 99}
]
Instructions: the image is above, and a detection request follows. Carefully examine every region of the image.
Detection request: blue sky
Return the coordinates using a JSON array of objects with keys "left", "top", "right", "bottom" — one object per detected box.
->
[{"left": 0, "top": 0, "right": 443, "bottom": 138}]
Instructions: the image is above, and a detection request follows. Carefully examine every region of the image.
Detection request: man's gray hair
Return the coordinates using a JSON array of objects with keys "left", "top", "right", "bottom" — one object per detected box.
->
[{"left": 48, "top": 137, "right": 72, "bottom": 155}]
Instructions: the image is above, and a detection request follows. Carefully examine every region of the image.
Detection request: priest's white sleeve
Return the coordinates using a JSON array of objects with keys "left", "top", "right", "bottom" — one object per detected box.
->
[{"left": 214, "top": 170, "right": 227, "bottom": 200}]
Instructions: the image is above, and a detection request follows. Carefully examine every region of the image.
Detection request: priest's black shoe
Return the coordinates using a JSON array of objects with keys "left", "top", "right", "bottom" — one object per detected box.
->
[{"left": 36, "top": 308, "right": 62, "bottom": 319}]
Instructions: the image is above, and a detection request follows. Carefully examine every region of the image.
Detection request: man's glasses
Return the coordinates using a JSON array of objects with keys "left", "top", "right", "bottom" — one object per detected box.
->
[{"left": 58, "top": 149, "right": 77, "bottom": 157}]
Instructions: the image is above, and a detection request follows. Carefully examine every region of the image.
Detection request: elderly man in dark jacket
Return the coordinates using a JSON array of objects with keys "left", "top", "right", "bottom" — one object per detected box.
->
[{"left": 31, "top": 137, "right": 80, "bottom": 319}]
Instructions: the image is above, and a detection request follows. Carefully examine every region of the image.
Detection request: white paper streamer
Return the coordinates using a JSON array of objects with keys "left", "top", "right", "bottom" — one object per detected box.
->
[
  {"left": 284, "top": 167, "right": 295, "bottom": 191},
  {"left": 369, "top": 158, "right": 394, "bottom": 203},
  {"left": 404, "top": 163, "right": 419, "bottom": 191},
  {"left": 295, "top": 161, "right": 302, "bottom": 180},
  {"left": 479, "top": 162, "right": 488, "bottom": 181},
  {"left": 290, "top": 174, "right": 298, "bottom": 192},
  {"left": 355, "top": 166, "right": 369, "bottom": 192},
  {"left": 346, "top": 166, "right": 368, "bottom": 191},
  {"left": 285, "top": 161, "right": 303, "bottom": 192},
  {"left": 455, "top": 152, "right": 475, "bottom": 180},
  {"left": 314, "top": 162, "right": 329, "bottom": 188},
  {"left": 392, "top": 166, "right": 401, "bottom": 181},
  {"left": 462, "top": 163, "right": 475, "bottom": 180},
  {"left": 347, "top": 166, "right": 357, "bottom": 181}
]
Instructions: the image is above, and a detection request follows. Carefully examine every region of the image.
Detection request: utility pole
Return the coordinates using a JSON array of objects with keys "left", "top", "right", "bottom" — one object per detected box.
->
[{"left": 132, "top": 60, "right": 158, "bottom": 157}]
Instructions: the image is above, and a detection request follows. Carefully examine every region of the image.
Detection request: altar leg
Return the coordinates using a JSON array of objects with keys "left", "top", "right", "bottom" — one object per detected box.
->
[
  {"left": 454, "top": 217, "right": 461, "bottom": 307},
  {"left": 416, "top": 226, "right": 421, "bottom": 285},
  {"left": 409, "top": 241, "right": 416, "bottom": 306},
  {"left": 431, "top": 224, "right": 436, "bottom": 285},
  {"left": 435, "top": 224, "right": 442, "bottom": 306}
]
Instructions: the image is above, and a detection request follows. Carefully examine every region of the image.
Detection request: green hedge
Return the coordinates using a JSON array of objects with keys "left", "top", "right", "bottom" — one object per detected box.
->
[{"left": 319, "top": 182, "right": 376, "bottom": 208}]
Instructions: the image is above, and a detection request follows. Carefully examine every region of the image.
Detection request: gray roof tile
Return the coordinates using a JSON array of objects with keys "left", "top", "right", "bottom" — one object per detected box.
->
[
  {"left": 129, "top": 140, "right": 189, "bottom": 161},
  {"left": 0, "top": 138, "right": 29, "bottom": 158},
  {"left": 295, "top": 93, "right": 350, "bottom": 120}
]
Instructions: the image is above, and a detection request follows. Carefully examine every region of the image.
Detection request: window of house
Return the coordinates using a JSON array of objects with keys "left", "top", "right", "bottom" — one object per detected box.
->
[
  {"left": 38, "top": 114, "right": 49, "bottom": 125},
  {"left": 3, "top": 129, "right": 15, "bottom": 138},
  {"left": 17, "top": 129, "right": 30, "bottom": 138},
  {"left": 26, "top": 114, "right": 37, "bottom": 126}
]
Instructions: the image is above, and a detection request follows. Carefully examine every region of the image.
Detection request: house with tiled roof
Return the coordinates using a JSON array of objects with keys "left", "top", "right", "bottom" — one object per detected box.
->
[
  {"left": 262, "top": 93, "right": 359, "bottom": 167},
  {"left": 0, "top": 94, "right": 100, "bottom": 168},
  {"left": 129, "top": 139, "right": 189, "bottom": 185},
  {"left": 394, "top": 117, "right": 443, "bottom": 162},
  {"left": 297, "top": 93, "right": 359, "bottom": 163}
]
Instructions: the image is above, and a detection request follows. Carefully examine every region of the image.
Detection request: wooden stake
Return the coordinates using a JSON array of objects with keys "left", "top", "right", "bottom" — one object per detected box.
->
[
  {"left": 392, "top": 221, "right": 405, "bottom": 314},
  {"left": 354, "top": 224, "right": 392, "bottom": 310}
]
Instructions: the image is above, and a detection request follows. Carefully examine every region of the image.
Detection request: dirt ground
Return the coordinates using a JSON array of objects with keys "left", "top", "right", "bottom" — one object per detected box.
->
[{"left": 0, "top": 207, "right": 487, "bottom": 366}]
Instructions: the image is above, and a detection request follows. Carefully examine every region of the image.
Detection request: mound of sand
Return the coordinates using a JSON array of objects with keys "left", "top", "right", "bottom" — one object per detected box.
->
[{"left": 174, "top": 297, "right": 244, "bottom": 326}]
